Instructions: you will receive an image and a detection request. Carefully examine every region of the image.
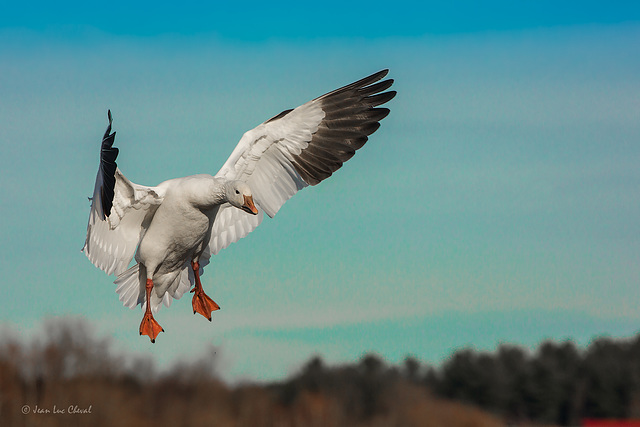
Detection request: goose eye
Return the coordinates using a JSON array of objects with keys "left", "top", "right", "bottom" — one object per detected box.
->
[{"left": 235, "top": 190, "right": 240, "bottom": 194}]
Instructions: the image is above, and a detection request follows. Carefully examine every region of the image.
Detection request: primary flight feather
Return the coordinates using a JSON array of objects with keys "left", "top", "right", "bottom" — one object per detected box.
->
[{"left": 82, "top": 70, "right": 396, "bottom": 342}]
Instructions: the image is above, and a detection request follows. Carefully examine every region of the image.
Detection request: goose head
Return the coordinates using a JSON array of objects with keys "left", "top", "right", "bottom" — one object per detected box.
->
[{"left": 225, "top": 181, "right": 258, "bottom": 215}]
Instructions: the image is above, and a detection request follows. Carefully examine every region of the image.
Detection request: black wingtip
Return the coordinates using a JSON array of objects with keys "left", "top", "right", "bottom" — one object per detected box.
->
[
  {"left": 377, "top": 69, "right": 389, "bottom": 78},
  {"left": 290, "top": 69, "right": 395, "bottom": 187},
  {"left": 99, "top": 110, "right": 119, "bottom": 219},
  {"left": 316, "top": 69, "right": 393, "bottom": 102}
]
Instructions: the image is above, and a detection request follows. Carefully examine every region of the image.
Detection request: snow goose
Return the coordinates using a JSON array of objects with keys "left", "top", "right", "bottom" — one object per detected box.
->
[{"left": 83, "top": 70, "right": 396, "bottom": 342}]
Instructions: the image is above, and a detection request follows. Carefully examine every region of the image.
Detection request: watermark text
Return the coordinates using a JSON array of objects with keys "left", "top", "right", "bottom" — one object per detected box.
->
[{"left": 21, "top": 404, "right": 92, "bottom": 415}]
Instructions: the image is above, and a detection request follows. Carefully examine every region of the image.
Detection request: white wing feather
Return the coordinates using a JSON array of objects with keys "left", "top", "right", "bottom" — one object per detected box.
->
[
  {"left": 82, "top": 168, "right": 165, "bottom": 276},
  {"left": 203, "top": 203, "right": 264, "bottom": 260},
  {"left": 197, "top": 101, "right": 322, "bottom": 267},
  {"left": 215, "top": 101, "right": 322, "bottom": 217}
]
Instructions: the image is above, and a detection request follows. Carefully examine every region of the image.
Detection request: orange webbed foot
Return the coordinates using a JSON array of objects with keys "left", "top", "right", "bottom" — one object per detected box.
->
[
  {"left": 191, "top": 287, "right": 220, "bottom": 321},
  {"left": 139, "top": 311, "right": 164, "bottom": 343}
]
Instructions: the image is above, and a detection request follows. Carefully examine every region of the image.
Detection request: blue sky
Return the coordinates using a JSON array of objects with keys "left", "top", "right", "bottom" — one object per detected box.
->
[
  {"left": 1, "top": 1, "right": 637, "bottom": 38},
  {"left": 0, "top": 2, "right": 639, "bottom": 381}
]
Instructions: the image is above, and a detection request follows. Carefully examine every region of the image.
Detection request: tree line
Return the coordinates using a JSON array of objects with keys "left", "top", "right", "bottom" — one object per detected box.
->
[
  {"left": 2, "top": 317, "right": 640, "bottom": 426},
  {"left": 424, "top": 336, "right": 640, "bottom": 425}
]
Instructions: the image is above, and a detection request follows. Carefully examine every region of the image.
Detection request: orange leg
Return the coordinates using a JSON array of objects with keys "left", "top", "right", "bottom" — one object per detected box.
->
[
  {"left": 139, "top": 278, "right": 164, "bottom": 343},
  {"left": 190, "top": 261, "right": 220, "bottom": 321}
]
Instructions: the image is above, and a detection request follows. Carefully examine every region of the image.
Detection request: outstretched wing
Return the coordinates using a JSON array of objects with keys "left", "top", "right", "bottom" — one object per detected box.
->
[
  {"left": 82, "top": 111, "right": 166, "bottom": 276},
  {"left": 205, "top": 69, "right": 396, "bottom": 258}
]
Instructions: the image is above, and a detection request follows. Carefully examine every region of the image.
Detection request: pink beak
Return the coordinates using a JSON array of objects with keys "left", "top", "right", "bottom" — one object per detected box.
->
[{"left": 242, "top": 195, "right": 258, "bottom": 215}]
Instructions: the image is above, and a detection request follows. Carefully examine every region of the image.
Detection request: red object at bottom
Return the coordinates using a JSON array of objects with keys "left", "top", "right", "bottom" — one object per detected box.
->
[{"left": 583, "top": 420, "right": 640, "bottom": 427}]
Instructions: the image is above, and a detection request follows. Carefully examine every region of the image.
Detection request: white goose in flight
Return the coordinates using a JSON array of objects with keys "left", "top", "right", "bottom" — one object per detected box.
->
[{"left": 83, "top": 70, "right": 396, "bottom": 342}]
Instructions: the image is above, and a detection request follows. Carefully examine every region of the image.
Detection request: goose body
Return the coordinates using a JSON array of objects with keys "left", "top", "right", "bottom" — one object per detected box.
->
[{"left": 83, "top": 70, "right": 396, "bottom": 341}]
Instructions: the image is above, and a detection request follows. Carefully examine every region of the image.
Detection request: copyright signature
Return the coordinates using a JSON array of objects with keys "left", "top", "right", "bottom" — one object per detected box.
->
[{"left": 21, "top": 404, "right": 92, "bottom": 415}]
